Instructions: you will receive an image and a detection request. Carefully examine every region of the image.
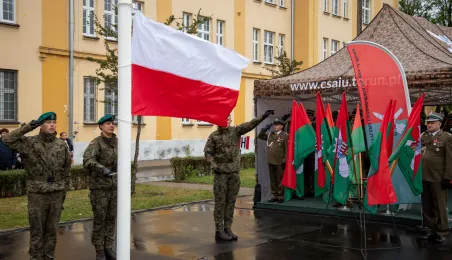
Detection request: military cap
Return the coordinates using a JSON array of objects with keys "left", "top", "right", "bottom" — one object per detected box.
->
[
  {"left": 273, "top": 119, "right": 284, "bottom": 125},
  {"left": 38, "top": 112, "right": 57, "bottom": 122},
  {"left": 98, "top": 114, "right": 115, "bottom": 124},
  {"left": 426, "top": 112, "right": 443, "bottom": 122}
]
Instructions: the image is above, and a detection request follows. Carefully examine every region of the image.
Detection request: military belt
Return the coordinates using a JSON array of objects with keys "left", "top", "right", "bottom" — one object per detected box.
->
[{"left": 29, "top": 175, "right": 63, "bottom": 183}]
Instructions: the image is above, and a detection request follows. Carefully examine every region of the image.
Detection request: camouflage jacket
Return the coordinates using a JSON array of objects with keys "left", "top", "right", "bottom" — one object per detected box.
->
[
  {"left": 204, "top": 116, "right": 265, "bottom": 173},
  {"left": 83, "top": 134, "right": 118, "bottom": 190},
  {"left": 2, "top": 123, "right": 72, "bottom": 193}
]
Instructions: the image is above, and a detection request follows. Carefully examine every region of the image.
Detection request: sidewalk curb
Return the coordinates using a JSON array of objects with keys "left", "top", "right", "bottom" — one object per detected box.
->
[{"left": 0, "top": 195, "right": 253, "bottom": 234}]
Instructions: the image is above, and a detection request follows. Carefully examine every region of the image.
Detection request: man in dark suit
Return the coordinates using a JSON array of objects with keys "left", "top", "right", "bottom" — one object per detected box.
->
[{"left": 60, "top": 132, "right": 74, "bottom": 163}]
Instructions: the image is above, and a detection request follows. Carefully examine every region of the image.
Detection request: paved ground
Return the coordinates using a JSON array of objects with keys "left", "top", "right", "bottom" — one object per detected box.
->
[{"left": 1, "top": 196, "right": 452, "bottom": 260}]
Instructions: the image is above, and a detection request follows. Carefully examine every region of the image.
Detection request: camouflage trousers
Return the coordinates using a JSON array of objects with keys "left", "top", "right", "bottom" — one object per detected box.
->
[
  {"left": 213, "top": 172, "right": 241, "bottom": 231},
  {"left": 89, "top": 189, "right": 117, "bottom": 251},
  {"left": 28, "top": 191, "right": 66, "bottom": 260}
]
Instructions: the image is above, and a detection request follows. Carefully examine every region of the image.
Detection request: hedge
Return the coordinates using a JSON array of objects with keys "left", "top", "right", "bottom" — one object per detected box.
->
[
  {"left": 170, "top": 153, "right": 255, "bottom": 181},
  {"left": 0, "top": 166, "right": 90, "bottom": 198}
]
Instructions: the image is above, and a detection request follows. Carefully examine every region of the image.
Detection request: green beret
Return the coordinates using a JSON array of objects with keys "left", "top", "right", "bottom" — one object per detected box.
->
[
  {"left": 426, "top": 112, "right": 443, "bottom": 122},
  {"left": 273, "top": 119, "right": 284, "bottom": 125},
  {"left": 38, "top": 112, "right": 57, "bottom": 122},
  {"left": 98, "top": 114, "right": 115, "bottom": 124}
]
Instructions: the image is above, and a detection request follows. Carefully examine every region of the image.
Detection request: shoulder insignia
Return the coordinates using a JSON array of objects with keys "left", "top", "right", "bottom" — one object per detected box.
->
[{"left": 89, "top": 141, "right": 95, "bottom": 145}]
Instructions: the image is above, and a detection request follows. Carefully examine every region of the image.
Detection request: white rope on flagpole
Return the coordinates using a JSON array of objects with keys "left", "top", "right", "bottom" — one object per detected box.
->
[{"left": 117, "top": 0, "right": 132, "bottom": 259}]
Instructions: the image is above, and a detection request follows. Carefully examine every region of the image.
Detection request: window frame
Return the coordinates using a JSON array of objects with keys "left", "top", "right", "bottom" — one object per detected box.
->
[
  {"left": 323, "top": 0, "right": 329, "bottom": 12},
  {"left": 343, "top": 0, "right": 348, "bottom": 18},
  {"left": 264, "top": 30, "right": 275, "bottom": 64},
  {"left": 253, "top": 28, "right": 260, "bottom": 62},
  {"left": 197, "top": 120, "right": 213, "bottom": 126},
  {"left": 363, "top": 0, "right": 370, "bottom": 24},
  {"left": 0, "top": 69, "right": 17, "bottom": 122},
  {"left": 216, "top": 20, "right": 225, "bottom": 46},
  {"left": 278, "top": 34, "right": 285, "bottom": 56},
  {"left": 331, "top": 40, "right": 339, "bottom": 55},
  {"left": 265, "top": 0, "right": 275, "bottom": 4},
  {"left": 104, "top": 84, "right": 118, "bottom": 122},
  {"left": 323, "top": 38, "right": 328, "bottom": 60},
  {"left": 197, "top": 16, "right": 210, "bottom": 41},
  {"left": 0, "top": 0, "right": 16, "bottom": 24},
  {"left": 279, "top": 0, "right": 285, "bottom": 7},
  {"left": 332, "top": 0, "right": 339, "bottom": 16},
  {"left": 83, "top": 77, "right": 97, "bottom": 123},
  {"left": 104, "top": 0, "right": 118, "bottom": 41},
  {"left": 181, "top": 118, "right": 191, "bottom": 125},
  {"left": 83, "top": 0, "right": 96, "bottom": 37},
  {"left": 182, "top": 12, "right": 191, "bottom": 33}
]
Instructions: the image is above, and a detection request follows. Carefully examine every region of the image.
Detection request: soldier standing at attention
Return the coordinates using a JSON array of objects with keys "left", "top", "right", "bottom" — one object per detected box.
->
[
  {"left": 257, "top": 118, "right": 289, "bottom": 203},
  {"left": 2, "top": 112, "right": 72, "bottom": 260},
  {"left": 420, "top": 112, "right": 452, "bottom": 243},
  {"left": 83, "top": 114, "right": 118, "bottom": 260},
  {"left": 204, "top": 110, "right": 274, "bottom": 241}
]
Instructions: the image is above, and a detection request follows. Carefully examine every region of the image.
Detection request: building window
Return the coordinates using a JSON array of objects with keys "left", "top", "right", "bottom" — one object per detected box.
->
[
  {"left": 265, "top": 0, "right": 275, "bottom": 4},
  {"left": 182, "top": 12, "right": 190, "bottom": 33},
  {"left": 363, "top": 0, "right": 370, "bottom": 24},
  {"left": 264, "top": 31, "right": 274, "bottom": 64},
  {"left": 83, "top": 77, "right": 96, "bottom": 123},
  {"left": 0, "top": 0, "right": 15, "bottom": 23},
  {"left": 323, "top": 0, "right": 329, "bottom": 12},
  {"left": 331, "top": 40, "right": 339, "bottom": 55},
  {"left": 216, "top": 20, "right": 224, "bottom": 46},
  {"left": 104, "top": 85, "right": 118, "bottom": 121},
  {"left": 278, "top": 34, "right": 285, "bottom": 56},
  {"left": 83, "top": 0, "right": 95, "bottom": 36},
  {"left": 197, "top": 120, "right": 212, "bottom": 126},
  {"left": 182, "top": 118, "right": 191, "bottom": 125},
  {"left": 323, "top": 38, "right": 328, "bottom": 60},
  {"left": 197, "top": 17, "right": 210, "bottom": 41},
  {"left": 132, "top": 1, "right": 142, "bottom": 12},
  {"left": 132, "top": 116, "right": 143, "bottom": 124},
  {"left": 104, "top": 0, "right": 118, "bottom": 40},
  {"left": 279, "top": 0, "right": 285, "bottom": 7},
  {"left": 0, "top": 70, "right": 17, "bottom": 122},
  {"left": 332, "top": 0, "right": 339, "bottom": 15},
  {"left": 343, "top": 0, "right": 348, "bottom": 18},
  {"left": 253, "top": 28, "right": 260, "bottom": 62}
]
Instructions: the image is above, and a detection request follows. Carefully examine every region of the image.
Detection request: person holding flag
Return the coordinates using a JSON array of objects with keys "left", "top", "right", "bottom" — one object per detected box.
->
[
  {"left": 258, "top": 118, "right": 289, "bottom": 203},
  {"left": 420, "top": 112, "right": 452, "bottom": 242},
  {"left": 204, "top": 110, "right": 274, "bottom": 241}
]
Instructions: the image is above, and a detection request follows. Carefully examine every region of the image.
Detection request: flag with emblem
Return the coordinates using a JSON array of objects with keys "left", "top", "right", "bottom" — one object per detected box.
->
[
  {"left": 315, "top": 92, "right": 333, "bottom": 197},
  {"left": 388, "top": 94, "right": 425, "bottom": 196},
  {"left": 366, "top": 100, "right": 398, "bottom": 207},
  {"left": 283, "top": 100, "right": 316, "bottom": 201},
  {"left": 349, "top": 104, "right": 365, "bottom": 198},
  {"left": 332, "top": 92, "right": 353, "bottom": 204}
]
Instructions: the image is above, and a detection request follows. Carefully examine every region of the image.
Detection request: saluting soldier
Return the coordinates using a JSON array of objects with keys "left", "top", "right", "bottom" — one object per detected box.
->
[
  {"left": 258, "top": 118, "right": 289, "bottom": 203},
  {"left": 2, "top": 112, "right": 72, "bottom": 260},
  {"left": 420, "top": 112, "right": 452, "bottom": 243},
  {"left": 83, "top": 114, "right": 118, "bottom": 260},
  {"left": 204, "top": 110, "right": 273, "bottom": 241}
]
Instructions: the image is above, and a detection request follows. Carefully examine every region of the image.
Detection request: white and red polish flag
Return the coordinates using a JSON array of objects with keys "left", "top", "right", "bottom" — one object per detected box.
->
[{"left": 131, "top": 11, "right": 249, "bottom": 127}]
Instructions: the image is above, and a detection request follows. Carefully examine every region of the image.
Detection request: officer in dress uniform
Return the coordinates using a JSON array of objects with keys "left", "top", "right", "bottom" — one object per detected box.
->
[
  {"left": 83, "top": 114, "right": 118, "bottom": 260},
  {"left": 420, "top": 112, "right": 452, "bottom": 242},
  {"left": 258, "top": 118, "right": 289, "bottom": 203}
]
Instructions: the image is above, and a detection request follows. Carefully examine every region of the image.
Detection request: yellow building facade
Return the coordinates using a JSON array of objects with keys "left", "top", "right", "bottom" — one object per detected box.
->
[{"left": 0, "top": 0, "right": 397, "bottom": 163}]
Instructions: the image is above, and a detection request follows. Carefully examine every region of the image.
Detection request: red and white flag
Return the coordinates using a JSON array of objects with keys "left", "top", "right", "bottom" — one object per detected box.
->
[{"left": 131, "top": 12, "right": 249, "bottom": 127}]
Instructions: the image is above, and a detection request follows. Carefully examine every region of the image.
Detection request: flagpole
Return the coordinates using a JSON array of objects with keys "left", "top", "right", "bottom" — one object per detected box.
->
[
  {"left": 117, "top": 0, "right": 132, "bottom": 259},
  {"left": 359, "top": 153, "right": 363, "bottom": 199},
  {"left": 351, "top": 148, "right": 359, "bottom": 199}
]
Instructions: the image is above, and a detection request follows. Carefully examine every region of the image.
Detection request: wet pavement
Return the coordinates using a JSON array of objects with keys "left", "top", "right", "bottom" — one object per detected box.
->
[{"left": 1, "top": 196, "right": 452, "bottom": 259}]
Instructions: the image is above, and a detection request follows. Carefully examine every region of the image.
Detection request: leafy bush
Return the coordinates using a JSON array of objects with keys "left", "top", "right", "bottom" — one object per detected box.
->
[
  {"left": 0, "top": 166, "right": 90, "bottom": 198},
  {"left": 170, "top": 153, "right": 255, "bottom": 181}
]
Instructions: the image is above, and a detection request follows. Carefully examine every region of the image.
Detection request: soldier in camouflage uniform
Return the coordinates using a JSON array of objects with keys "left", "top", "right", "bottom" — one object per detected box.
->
[
  {"left": 2, "top": 112, "right": 72, "bottom": 260},
  {"left": 83, "top": 114, "right": 118, "bottom": 260},
  {"left": 204, "top": 110, "right": 274, "bottom": 241}
]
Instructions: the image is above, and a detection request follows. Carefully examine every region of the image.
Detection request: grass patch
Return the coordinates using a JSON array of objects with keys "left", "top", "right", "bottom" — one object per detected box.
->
[
  {"left": 176, "top": 168, "right": 256, "bottom": 188},
  {"left": 0, "top": 184, "right": 213, "bottom": 230}
]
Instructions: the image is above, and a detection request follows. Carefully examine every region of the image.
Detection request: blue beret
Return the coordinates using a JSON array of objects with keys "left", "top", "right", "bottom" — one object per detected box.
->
[{"left": 98, "top": 114, "right": 115, "bottom": 124}]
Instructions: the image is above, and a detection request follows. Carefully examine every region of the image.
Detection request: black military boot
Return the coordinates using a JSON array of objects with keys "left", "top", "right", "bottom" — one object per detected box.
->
[
  {"left": 224, "top": 228, "right": 238, "bottom": 240},
  {"left": 96, "top": 250, "right": 106, "bottom": 260},
  {"left": 104, "top": 248, "right": 117, "bottom": 260},
  {"left": 215, "top": 230, "right": 233, "bottom": 241}
]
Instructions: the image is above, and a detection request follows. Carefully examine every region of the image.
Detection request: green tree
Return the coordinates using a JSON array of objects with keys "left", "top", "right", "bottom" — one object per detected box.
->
[
  {"left": 399, "top": 0, "right": 452, "bottom": 27},
  {"left": 87, "top": 8, "right": 209, "bottom": 195},
  {"left": 399, "top": 0, "right": 432, "bottom": 20},
  {"left": 263, "top": 50, "right": 303, "bottom": 78},
  {"left": 430, "top": 0, "right": 452, "bottom": 27}
]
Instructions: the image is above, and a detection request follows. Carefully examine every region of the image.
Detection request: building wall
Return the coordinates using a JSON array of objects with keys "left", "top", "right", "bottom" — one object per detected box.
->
[{"left": 0, "top": 0, "right": 42, "bottom": 135}]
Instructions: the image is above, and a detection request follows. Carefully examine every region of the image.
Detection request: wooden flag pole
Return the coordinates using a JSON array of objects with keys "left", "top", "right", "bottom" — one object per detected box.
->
[
  {"left": 351, "top": 148, "right": 359, "bottom": 199},
  {"left": 326, "top": 160, "right": 334, "bottom": 177},
  {"left": 390, "top": 159, "right": 399, "bottom": 177}
]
